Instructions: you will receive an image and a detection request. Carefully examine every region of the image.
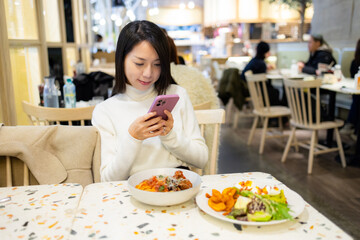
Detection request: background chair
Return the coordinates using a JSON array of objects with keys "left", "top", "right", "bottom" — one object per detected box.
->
[
  {"left": 281, "top": 79, "right": 346, "bottom": 174},
  {"left": 193, "top": 109, "right": 225, "bottom": 175},
  {"left": 193, "top": 101, "right": 212, "bottom": 110},
  {"left": 22, "top": 101, "right": 95, "bottom": 126},
  {"left": 246, "top": 73, "right": 291, "bottom": 154},
  {"left": 0, "top": 125, "right": 101, "bottom": 187}
]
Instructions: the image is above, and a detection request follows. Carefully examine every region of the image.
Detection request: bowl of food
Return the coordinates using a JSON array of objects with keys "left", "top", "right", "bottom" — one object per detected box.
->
[{"left": 128, "top": 168, "right": 201, "bottom": 206}]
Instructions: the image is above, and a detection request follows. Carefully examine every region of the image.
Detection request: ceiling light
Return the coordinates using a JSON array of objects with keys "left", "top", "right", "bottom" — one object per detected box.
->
[
  {"left": 187, "top": 1, "right": 195, "bottom": 9},
  {"left": 115, "top": 18, "right": 123, "bottom": 26},
  {"left": 179, "top": 3, "right": 186, "bottom": 9},
  {"left": 93, "top": 12, "right": 101, "bottom": 20},
  {"left": 99, "top": 18, "right": 106, "bottom": 25},
  {"left": 141, "top": 0, "right": 148, "bottom": 7},
  {"left": 111, "top": 14, "right": 117, "bottom": 21}
]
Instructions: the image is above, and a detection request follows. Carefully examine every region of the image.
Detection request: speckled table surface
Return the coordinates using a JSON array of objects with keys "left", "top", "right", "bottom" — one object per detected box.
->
[
  {"left": 70, "top": 172, "right": 352, "bottom": 240},
  {"left": 0, "top": 183, "right": 83, "bottom": 240}
]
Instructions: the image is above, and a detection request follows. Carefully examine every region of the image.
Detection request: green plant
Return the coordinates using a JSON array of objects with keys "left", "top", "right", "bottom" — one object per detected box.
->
[{"left": 266, "top": 0, "right": 312, "bottom": 39}]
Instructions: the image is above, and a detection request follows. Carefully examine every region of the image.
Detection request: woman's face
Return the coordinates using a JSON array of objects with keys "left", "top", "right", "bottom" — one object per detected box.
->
[
  {"left": 124, "top": 40, "right": 161, "bottom": 91},
  {"left": 308, "top": 37, "right": 321, "bottom": 53}
]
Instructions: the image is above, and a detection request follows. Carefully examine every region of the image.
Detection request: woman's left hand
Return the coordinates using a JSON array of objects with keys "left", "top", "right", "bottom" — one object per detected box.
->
[{"left": 161, "top": 110, "right": 174, "bottom": 136}]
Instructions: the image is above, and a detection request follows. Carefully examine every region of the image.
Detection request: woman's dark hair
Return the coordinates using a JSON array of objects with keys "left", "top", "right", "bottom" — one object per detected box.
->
[
  {"left": 355, "top": 39, "right": 360, "bottom": 66},
  {"left": 112, "top": 20, "right": 176, "bottom": 96},
  {"left": 167, "top": 36, "right": 179, "bottom": 64},
  {"left": 255, "top": 41, "right": 270, "bottom": 59}
]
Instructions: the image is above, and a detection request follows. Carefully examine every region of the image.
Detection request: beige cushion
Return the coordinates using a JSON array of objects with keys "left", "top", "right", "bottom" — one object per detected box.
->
[{"left": 0, "top": 125, "right": 101, "bottom": 187}]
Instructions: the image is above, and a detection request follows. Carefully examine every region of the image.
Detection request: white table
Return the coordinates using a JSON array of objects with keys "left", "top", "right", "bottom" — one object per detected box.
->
[
  {"left": 70, "top": 172, "right": 352, "bottom": 239},
  {"left": 0, "top": 183, "right": 83, "bottom": 239}
]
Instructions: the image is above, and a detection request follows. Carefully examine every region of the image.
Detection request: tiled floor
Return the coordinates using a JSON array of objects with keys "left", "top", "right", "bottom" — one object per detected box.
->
[{"left": 217, "top": 119, "right": 360, "bottom": 239}]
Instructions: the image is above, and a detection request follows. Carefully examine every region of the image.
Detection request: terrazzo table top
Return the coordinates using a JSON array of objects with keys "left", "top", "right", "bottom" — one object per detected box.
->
[
  {"left": 0, "top": 183, "right": 83, "bottom": 240},
  {"left": 70, "top": 172, "right": 352, "bottom": 240}
]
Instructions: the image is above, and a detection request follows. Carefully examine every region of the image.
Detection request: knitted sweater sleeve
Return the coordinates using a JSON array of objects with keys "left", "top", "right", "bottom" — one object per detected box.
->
[
  {"left": 92, "top": 104, "right": 142, "bottom": 181},
  {"left": 159, "top": 90, "right": 208, "bottom": 169}
]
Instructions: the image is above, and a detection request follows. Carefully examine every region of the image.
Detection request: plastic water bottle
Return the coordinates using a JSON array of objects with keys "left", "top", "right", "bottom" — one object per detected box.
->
[
  {"left": 43, "top": 76, "right": 59, "bottom": 108},
  {"left": 63, "top": 77, "right": 76, "bottom": 108},
  {"left": 291, "top": 60, "right": 298, "bottom": 75}
]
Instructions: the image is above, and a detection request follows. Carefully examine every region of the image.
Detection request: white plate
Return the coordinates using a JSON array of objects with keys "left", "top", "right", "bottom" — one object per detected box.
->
[
  {"left": 128, "top": 168, "right": 201, "bottom": 206},
  {"left": 196, "top": 180, "right": 305, "bottom": 226}
]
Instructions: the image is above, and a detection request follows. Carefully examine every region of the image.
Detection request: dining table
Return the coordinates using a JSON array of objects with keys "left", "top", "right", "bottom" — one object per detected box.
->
[
  {"left": 0, "top": 183, "right": 83, "bottom": 239},
  {"left": 69, "top": 172, "right": 352, "bottom": 240}
]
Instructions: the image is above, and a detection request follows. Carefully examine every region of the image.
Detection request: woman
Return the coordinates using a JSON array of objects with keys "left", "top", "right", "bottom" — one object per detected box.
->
[
  {"left": 241, "top": 41, "right": 280, "bottom": 106},
  {"left": 298, "top": 34, "right": 336, "bottom": 75},
  {"left": 342, "top": 39, "right": 360, "bottom": 138},
  {"left": 241, "top": 41, "right": 271, "bottom": 81},
  {"left": 92, "top": 20, "right": 208, "bottom": 181}
]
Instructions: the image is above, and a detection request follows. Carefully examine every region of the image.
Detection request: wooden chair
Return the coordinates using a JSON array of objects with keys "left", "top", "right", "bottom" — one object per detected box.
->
[
  {"left": 0, "top": 125, "right": 101, "bottom": 187},
  {"left": 281, "top": 79, "right": 346, "bottom": 174},
  {"left": 193, "top": 101, "right": 212, "bottom": 110},
  {"left": 232, "top": 96, "right": 255, "bottom": 129},
  {"left": 22, "top": 101, "right": 95, "bottom": 126},
  {"left": 193, "top": 109, "right": 225, "bottom": 175},
  {"left": 246, "top": 73, "right": 291, "bottom": 154}
]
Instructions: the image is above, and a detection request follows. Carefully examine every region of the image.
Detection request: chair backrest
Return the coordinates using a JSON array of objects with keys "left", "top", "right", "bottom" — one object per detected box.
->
[
  {"left": 193, "top": 101, "right": 212, "bottom": 110},
  {"left": 0, "top": 125, "right": 101, "bottom": 187},
  {"left": 283, "top": 79, "right": 322, "bottom": 127},
  {"left": 22, "top": 101, "right": 95, "bottom": 126},
  {"left": 194, "top": 109, "right": 225, "bottom": 175},
  {"left": 245, "top": 73, "right": 271, "bottom": 112}
]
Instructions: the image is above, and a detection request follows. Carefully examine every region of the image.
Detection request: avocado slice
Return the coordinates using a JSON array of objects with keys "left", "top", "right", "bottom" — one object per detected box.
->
[
  {"left": 247, "top": 211, "right": 272, "bottom": 222},
  {"left": 234, "top": 196, "right": 251, "bottom": 212}
]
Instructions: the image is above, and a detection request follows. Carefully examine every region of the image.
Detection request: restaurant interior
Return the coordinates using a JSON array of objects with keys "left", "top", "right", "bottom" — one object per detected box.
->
[{"left": 0, "top": 0, "right": 360, "bottom": 239}]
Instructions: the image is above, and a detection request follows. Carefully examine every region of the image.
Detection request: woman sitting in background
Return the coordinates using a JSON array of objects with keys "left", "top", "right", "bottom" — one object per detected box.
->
[
  {"left": 92, "top": 20, "right": 208, "bottom": 181},
  {"left": 341, "top": 39, "right": 360, "bottom": 140},
  {"left": 298, "top": 34, "right": 336, "bottom": 75},
  {"left": 241, "top": 41, "right": 281, "bottom": 106}
]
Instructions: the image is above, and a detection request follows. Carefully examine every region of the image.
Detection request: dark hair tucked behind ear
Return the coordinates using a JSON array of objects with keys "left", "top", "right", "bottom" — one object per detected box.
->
[
  {"left": 112, "top": 20, "right": 176, "bottom": 96},
  {"left": 255, "top": 41, "right": 270, "bottom": 59}
]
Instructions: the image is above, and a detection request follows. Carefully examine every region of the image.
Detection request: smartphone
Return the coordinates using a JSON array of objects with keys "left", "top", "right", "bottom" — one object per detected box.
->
[{"left": 148, "top": 94, "right": 179, "bottom": 120}]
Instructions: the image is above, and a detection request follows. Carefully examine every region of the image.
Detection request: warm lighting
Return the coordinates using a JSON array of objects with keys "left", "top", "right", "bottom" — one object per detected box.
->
[
  {"left": 141, "top": 0, "right": 148, "bottom": 7},
  {"left": 126, "top": 10, "right": 136, "bottom": 21},
  {"left": 111, "top": 14, "right": 117, "bottom": 21},
  {"left": 187, "top": 1, "right": 195, "bottom": 9},
  {"left": 92, "top": 26, "right": 99, "bottom": 32},
  {"left": 99, "top": 18, "right": 106, "bottom": 25},
  {"left": 238, "top": 0, "right": 258, "bottom": 20},
  {"left": 179, "top": 3, "right": 186, "bottom": 9},
  {"left": 93, "top": 12, "right": 101, "bottom": 20},
  {"left": 115, "top": 18, "right": 122, "bottom": 26}
]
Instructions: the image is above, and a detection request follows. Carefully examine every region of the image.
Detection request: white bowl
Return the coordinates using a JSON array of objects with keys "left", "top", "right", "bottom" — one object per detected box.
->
[{"left": 128, "top": 168, "right": 201, "bottom": 206}]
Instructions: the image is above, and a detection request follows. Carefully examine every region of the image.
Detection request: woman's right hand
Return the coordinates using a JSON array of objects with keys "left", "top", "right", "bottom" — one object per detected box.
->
[{"left": 128, "top": 112, "right": 165, "bottom": 140}]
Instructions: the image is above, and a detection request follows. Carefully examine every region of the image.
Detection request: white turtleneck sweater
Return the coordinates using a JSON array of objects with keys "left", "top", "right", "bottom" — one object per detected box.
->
[{"left": 92, "top": 84, "right": 208, "bottom": 181}]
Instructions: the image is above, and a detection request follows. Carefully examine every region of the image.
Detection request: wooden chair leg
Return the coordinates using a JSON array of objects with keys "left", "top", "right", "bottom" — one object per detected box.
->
[
  {"left": 293, "top": 129, "right": 299, "bottom": 152},
  {"left": 6, "top": 156, "right": 12, "bottom": 187},
  {"left": 247, "top": 116, "right": 259, "bottom": 145},
  {"left": 259, "top": 117, "right": 269, "bottom": 154},
  {"left": 232, "top": 111, "right": 239, "bottom": 129},
  {"left": 281, "top": 127, "right": 296, "bottom": 163},
  {"left": 278, "top": 117, "right": 283, "bottom": 132},
  {"left": 23, "top": 164, "right": 29, "bottom": 186},
  {"left": 308, "top": 130, "right": 316, "bottom": 174},
  {"left": 334, "top": 128, "right": 346, "bottom": 168}
]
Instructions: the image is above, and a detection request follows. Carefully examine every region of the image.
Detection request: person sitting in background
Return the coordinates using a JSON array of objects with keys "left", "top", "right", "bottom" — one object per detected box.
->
[
  {"left": 341, "top": 39, "right": 360, "bottom": 140},
  {"left": 298, "top": 34, "right": 336, "bottom": 75},
  {"left": 241, "top": 41, "right": 281, "bottom": 106},
  {"left": 92, "top": 20, "right": 208, "bottom": 181}
]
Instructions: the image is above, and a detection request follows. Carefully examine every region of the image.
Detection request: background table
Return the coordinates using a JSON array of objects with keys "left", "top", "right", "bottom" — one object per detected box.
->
[
  {"left": 0, "top": 183, "right": 83, "bottom": 239},
  {"left": 70, "top": 172, "right": 352, "bottom": 239}
]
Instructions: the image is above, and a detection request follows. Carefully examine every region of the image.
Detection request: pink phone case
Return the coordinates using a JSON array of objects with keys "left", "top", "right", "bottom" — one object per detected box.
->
[{"left": 148, "top": 94, "right": 179, "bottom": 120}]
